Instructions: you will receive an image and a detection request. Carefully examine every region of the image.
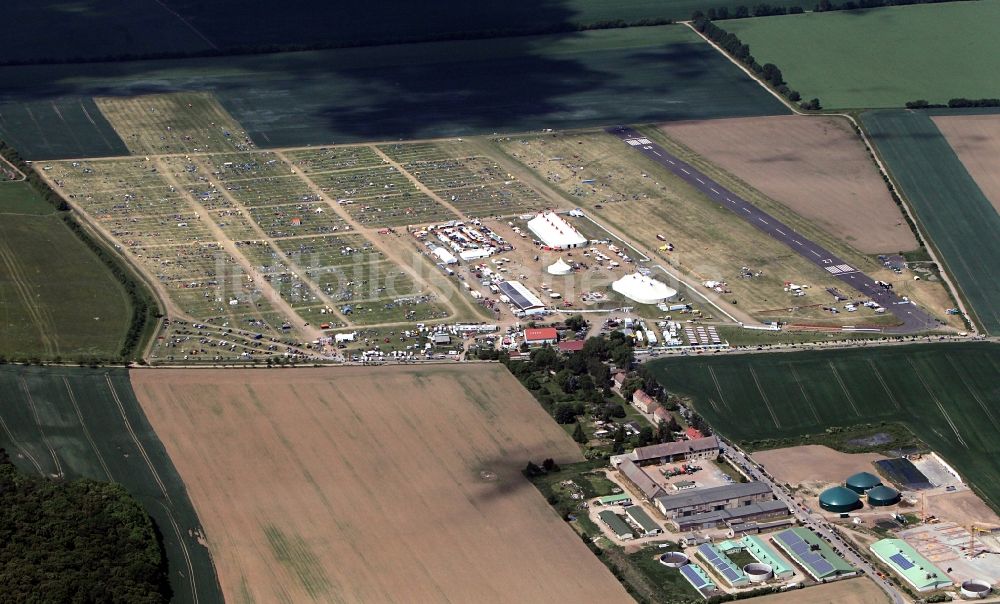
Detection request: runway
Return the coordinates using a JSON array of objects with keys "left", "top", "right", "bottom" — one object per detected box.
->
[{"left": 607, "top": 126, "right": 939, "bottom": 333}]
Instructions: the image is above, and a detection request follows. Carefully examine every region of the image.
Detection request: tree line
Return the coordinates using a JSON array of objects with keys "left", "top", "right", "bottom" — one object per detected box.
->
[
  {"left": 692, "top": 18, "right": 821, "bottom": 111},
  {"left": 906, "top": 98, "right": 1000, "bottom": 109},
  {"left": 695, "top": 0, "right": 964, "bottom": 21},
  {"left": 0, "top": 142, "right": 160, "bottom": 363},
  {"left": 0, "top": 450, "right": 170, "bottom": 602}
]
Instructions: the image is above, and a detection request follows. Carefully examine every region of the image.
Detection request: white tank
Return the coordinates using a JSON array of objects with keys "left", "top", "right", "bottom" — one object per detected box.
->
[
  {"left": 743, "top": 563, "right": 774, "bottom": 583},
  {"left": 960, "top": 579, "right": 991, "bottom": 599}
]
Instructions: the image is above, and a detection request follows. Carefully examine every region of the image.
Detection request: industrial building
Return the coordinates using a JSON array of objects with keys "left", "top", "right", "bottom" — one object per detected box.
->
[
  {"left": 612, "top": 436, "right": 720, "bottom": 467},
  {"left": 611, "top": 272, "right": 677, "bottom": 305},
  {"left": 527, "top": 211, "right": 587, "bottom": 249},
  {"left": 598, "top": 510, "right": 633, "bottom": 541},
  {"left": 654, "top": 482, "right": 774, "bottom": 519},
  {"left": 618, "top": 459, "right": 666, "bottom": 501},
  {"left": 497, "top": 281, "right": 546, "bottom": 315},
  {"left": 771, "top": 527, "right": 857, "bottom": 581},
  {"left": 625, "top": 506, "right": 662, "bottom": 536},
  {"left": 670, "top": 499, "right": 790, "bottom": 532},
  {"left": 870, "top": 539, "right": 953, "bottom": 592},
  {"left": 818, "top": 486, "right": 863, "bottom": 513}
]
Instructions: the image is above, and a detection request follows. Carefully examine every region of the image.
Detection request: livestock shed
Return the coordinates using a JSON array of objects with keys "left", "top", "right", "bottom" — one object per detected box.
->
[
  {"left": 597, "top": 493, "right": 632, "bottom": 506},
  {"left": 770, "top": 528, "right": 856, "bottom": 581},
  {"left": 740, "top": 535, "right": 795, "bottom": 579},
  {"left": 527, "top": 211, "right": 587, "bottom": 249},
  {"left": 611, "top": 272, "right": 677, "bottom": 305},
  {"left": 618, "top": 459, "right": 666, "bottom": 501},
  {"left": 870, "top": 539, "right": 952, "bottom": 592},
  {"left": 625, "top": 506, "right": 662, "bottom": 536},
  {"left": 598, "top": 510, "right": 633, "bottom": 541},
  {"left": 498, "top": 281, "right": 546, "bottom": 315}
]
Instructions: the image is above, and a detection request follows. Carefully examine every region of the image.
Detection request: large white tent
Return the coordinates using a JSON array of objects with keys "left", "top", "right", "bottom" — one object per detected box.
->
[
  {"left": 527, "top": 211, "right": 587, "bottom": 249},
  {"left": 547, "top": 257, "right": 573, "bottom": 275},
  {"left": 612, "top": 273, "right": 677, "bottom": 304}
]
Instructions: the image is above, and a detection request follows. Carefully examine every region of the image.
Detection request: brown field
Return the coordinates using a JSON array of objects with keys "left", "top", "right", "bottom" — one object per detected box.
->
[
  {"left": 933, "top": 114, "right": 1000, "bottom": 213},
  {"left": 661, "top": 116, "right": 917, "bottom": 253},
  {"left": 753, "top": 577, "right": 887, "bottom": 604},
  {"left": 752, "top": 445, "right": 887, "bottom": 486},
  {"left": 131, "top": 365, "right": 630, "bottom": 604},
  {"left": 926, "top": 489, "right": 1000, "bottom": 527}
]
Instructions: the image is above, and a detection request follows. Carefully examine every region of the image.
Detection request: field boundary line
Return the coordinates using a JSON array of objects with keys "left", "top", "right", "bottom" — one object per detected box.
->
[
  {"left": 63, "top": 377, "right": 114, "bottom": 482},
  {"left": 148, "top": 0, "right": 219, "bottom": 50},
  {"left": 790, "top": 365, "right": 822, "bottom": 423},
  {"left": 748, "top": 366, "right": 781, "bottom": 429},
  {"left": 18, "top": 377, "right": 63, "bottom": 478},
  {"left": 867, "top": 360, "right": 902, "bottom": 411},
  {"left": 706, "top": 366, "right": 731, "bottom": 412},
  {"left": 104, "top": 374, "right": 172, "bottom": 501},
  {"left": 906, "top": 357, "right": 968, "bottom": 448},
  {"left": 944, "top": 354, "right": 1000, "bottom": 433},
  {"left": 827, "top": 362, "right": 861, "bottom": 417}
]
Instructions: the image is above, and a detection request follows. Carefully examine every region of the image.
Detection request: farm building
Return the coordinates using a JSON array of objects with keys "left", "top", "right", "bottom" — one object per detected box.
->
[
  {"left": 557, "top": 340, "right": 585, "bottom": 352},
  {"left": 546, "top": 257, "right": 573, "bottom": 275},
  {"left": 770, "top": 528, "right": 856, "bottom": 581},
  {"left": 870, "top": 539, "right": 952, "bottom": 592},
  {"left": 819, "top": 486, "right": 863, "bottom": 513},
  {"left": 596, "top": 493, "right": 632, "bottom": 506},
  {"left": 498, "top": 281, "right": 546, "bottom": 315},
  {"left": 670, "top": 499, "right": 789, "bottom": 532},
  {"left": 653, "top": 407, "right": 672, "bottom": 425},
  {"left": 527, "top": 212, "right": 587, "bottom": 249},
  {"left": 696, "top": 543, "right": 750, "bottom": 587},
  {"left": 625, "top": 506, "right": 662, "bottom": 536},
  {"left": 611, "top": 273, "right": 677, "bottom": 305},
  {"left": 613, "top": 436, "right": 720, "bottom": 467},
  {"left": 632, "top": 389, "right": 657, "bottom": 413},
  {"left": 846, "top": 471, "right": 882, "bottom": 493},
  {"left": 654, "top": 482, "right": 774, "bottom": 519},
  {"left": 598, "top": 510, "right": 633, "bottom": 541},
  {"left": 524, "top": 327, "right": 558, "bottom": 346},
  {"left": 739, "top": 535, "right": 795, "bottom": 579},
  {"left": 866, "top": 485, "right": 901, "bottom": 506},
  {"left": 618, "top": 459, "right": 666, "bottom": 501}
]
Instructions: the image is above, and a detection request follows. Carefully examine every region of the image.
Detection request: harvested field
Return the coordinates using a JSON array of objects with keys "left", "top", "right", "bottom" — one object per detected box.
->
[
  {"left": 131, "top": 365, "right": 630, "bottom": 603},
  {"left": 752, "top": 445, "right": 887, "bottom": 487},
  {"left": 932, "top": 114, "right": 1000, "bottom": 214},
  {"left": 926, "top": 490, "right": 1000, "bottom": 528},
  {"left": 660, "top": 116, "right": 916, "bottom": 253},
  {"left": 753, "top": 577, "right": 887, "bottom": 604}
]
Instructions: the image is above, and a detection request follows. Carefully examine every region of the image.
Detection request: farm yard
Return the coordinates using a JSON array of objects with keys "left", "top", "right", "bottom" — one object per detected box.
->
[
  {"left": 0, "top": 26, "right": 787, "bottom": 157},
  {"left": 130, "top": 365, "right": 631, "bottom": 603},
  {"left": 0, "top": 365, "right": 221, "bottom": 604},
  {"left": 494, "top": 129, "right": 958, "bottom": 329},
  {"left": 722, "top": 1, "right": 1000, "bottom": 109},
  {"left": 647, "top": 343, "right": 1000, "bottom": 511},
  {"left": 0, "top": 180, "right": 134, "bottom": 361},
  {"left": 932, "top": 112, "right": 1000, "bottom": 214},
  {"left": 660, "top": 115, "right": 917, "bottom": 253},
  {"left": 863, "top": 110, "right": 1000, "bottom": 334}
]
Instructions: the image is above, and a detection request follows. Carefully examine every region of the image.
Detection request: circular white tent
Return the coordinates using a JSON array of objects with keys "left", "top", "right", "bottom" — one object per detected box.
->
[
  {"left": 611, "top": 273, "right": 677, "bottom": 304},
  {"left": 547, "top": 257, "right": 573, "bottom": 276}
]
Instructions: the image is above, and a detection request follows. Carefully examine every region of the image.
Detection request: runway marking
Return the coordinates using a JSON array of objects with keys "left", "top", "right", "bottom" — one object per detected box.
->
[
  {"left": 680, "top": 168, "right": 690, "bottom": 174},
  {"left": 667, "top": 159, "right": 675, "bottom": 164},
  {"left": 749, "top": 366, "right": 782, "bottom": 429},
  {"left": 695, "top": 177, "right": 705, "bottom": 184},
  {"left": 810, "top": 250, "right": 820, "bottom": 257},
  {"left": 758, "top": 218, "right": 768, "bottom": 225},
  {"left": 710, "top": 188, "right": 719, "bottom": 194},
  {"left": 728, "top": 199, "right": 736, "bottom": 204},
  {"left": 793, "top": 240, "right": 802, "bottom": 245},
  {"left": 652, "top": 150, "right": 662, "bottom": 156},
  {"left": 775, "top": 229, "right": 785, "bottom": 235},
  {"left": 826, "top": 266, "right": 844, "bottom": 274},
  {"left": 742, "top": 208, "right": 751, "bottom": 213}
]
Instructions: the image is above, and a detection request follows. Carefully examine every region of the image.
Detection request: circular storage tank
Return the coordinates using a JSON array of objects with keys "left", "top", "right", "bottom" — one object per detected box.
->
[
  {"left": 961, "top": 579, "right": 992, "bottom": 599},
  {"left": 659, "top": 552, "right": 689, "bottom": 568},
  {"left": 867, "top": 485, "right": 901, "bottom": 506},
  {"left": 846, "top": 471, "right": 882, "bottom": 494},
  {"left": 819, "top": 486, "right": 863, "bottom": 513},
  {"left": 743, "top": 563, "right": 774, "bottom": 583}
]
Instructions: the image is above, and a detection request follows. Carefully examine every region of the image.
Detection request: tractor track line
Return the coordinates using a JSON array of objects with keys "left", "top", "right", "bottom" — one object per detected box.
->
[
  {"left": 63, "top": 377, "right": 114, "bottom": 482},
  {"left": 18, "top": 377, "right": 63, "bottom": 478}
]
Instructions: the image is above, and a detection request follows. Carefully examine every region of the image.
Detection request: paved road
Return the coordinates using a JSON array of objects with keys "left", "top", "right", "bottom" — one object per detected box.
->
[
  {"left": 608, "top": 126, "right": 940, "bottom": 334},
  {"left": 720, "top": 441, "right": 905, "bottom": 604}
]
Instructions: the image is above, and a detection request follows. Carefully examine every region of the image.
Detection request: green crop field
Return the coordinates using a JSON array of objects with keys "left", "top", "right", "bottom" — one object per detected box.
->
[
  {"left": 647, "top": 343, "right": 1000, "bottom": 509},
  {"left": 0, "top": 183, "right": 135, "bottom": 361},
  {"left": 863, "top": 109, "right": 1000, "bottom": 334},
  {"left": 723, "top": 1, "right": 1000, "bottom": 108},
  {"left": 0, "top": 97, "right": 128, "bottom": 160},
  {"left": 4, "top": 0, "right": 815, "bottom": 64},
  {"left": 0, "top": 25, "right": 788, "bottom": 159},
  {"left": 0, "top": 366, "right": 222, "bottom": 604}
]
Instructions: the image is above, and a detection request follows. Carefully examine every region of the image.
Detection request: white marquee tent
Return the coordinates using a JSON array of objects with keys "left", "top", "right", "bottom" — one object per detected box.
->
[{"left": 612, "top": 273, "right": 677, "bottom": 304}]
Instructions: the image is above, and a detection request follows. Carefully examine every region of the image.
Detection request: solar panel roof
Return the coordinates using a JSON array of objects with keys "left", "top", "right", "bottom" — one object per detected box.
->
[
  {"left": 680, "top": 564, "right": 707, "bottom": 588},
  {"left": 890, "top": 552, "right": 915, "bottom": 570}
]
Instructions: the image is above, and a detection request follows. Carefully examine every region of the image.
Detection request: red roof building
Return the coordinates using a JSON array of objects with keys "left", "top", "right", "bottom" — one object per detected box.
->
[
  {"left": 557, "top": 340, "right": 585, "bottom": 352},
  {"left": 524, "top": 327, "right": 558, "bottom": 346},
  {"left": 653, "top": 407, "right": 672, "bottom": 425},
  {"left": 685, "top": 427, "right": 704, "bottom": 440},
  {"left": 632, "top": 389, "right": 658, "bottom": 414}
]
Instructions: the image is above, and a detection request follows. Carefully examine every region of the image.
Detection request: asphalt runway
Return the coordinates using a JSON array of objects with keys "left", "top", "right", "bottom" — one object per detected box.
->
[{"left": 608, "top": 126, "right": 939, "bottom": 333}]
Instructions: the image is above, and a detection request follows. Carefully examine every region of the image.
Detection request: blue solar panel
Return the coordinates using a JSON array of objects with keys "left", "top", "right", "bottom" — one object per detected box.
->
[
  {"left": 812, "top": 560, "right": 834, "bottom": 575},
  {"left": 680, "top": 564, "right": 707, "bottom": 588},
  {"left": 723, "top": 568, "right": 740, "bottom": 581},
  {"left": 890, "top": 553, "right": 914, "bottom": 570}
]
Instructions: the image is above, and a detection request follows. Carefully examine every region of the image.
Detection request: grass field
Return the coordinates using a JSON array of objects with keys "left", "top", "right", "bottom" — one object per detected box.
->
[
  {"left": 0, "top": 182, "right": 133, "bottom": 361},
  {"left": 723, "top": 1, "right": 1000, "bottom": 108},
  {"left": 0, "top": 26, "right": 787, "bottom": 158},
  {"left": 131, "top": 365, "right": 630, "bottom": 603},
  {"left": 933, "top": 113, "right": 1000, "bottom": 214},
  {"left": 647, "top": 343, "right": 1000, "bottom": 510},
  {"left": 0, "top": 365, "right": 221, "bottom": 604},
  {"left": 862, "top": 109, "right": 1000, "bottom": 334}
]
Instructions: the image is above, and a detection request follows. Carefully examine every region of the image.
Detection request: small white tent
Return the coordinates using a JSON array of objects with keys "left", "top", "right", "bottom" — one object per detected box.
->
[
  {"left": 612, "top": 273, "right": 677, "bottom": 304},
  {"left": 547, "top": 257, "right": 573, "bottom": 276}
]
